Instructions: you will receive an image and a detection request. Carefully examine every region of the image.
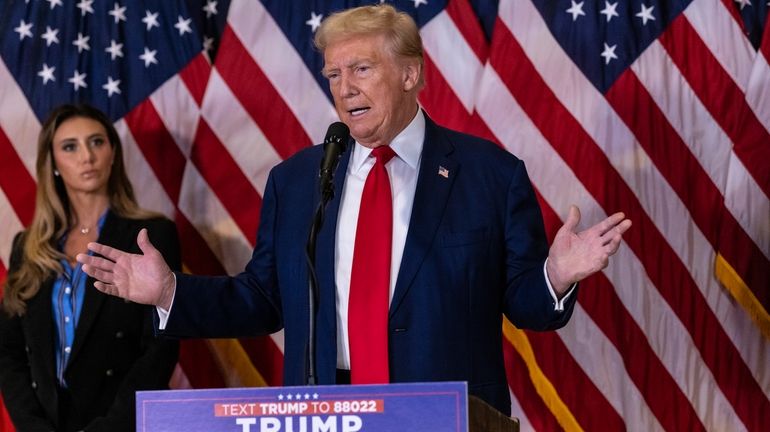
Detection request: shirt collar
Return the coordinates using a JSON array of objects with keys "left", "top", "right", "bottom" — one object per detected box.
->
[{"left": 350, "top": 108, "right": 425, "bottom": 173}]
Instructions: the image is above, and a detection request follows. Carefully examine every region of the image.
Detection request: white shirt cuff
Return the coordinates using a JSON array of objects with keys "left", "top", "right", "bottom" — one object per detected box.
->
[
  {"left": 155, "top": 273, "right": 177, "bottom": 330},
  {"left": 543, "top": 258, "right": 576, "bottom": 312}
]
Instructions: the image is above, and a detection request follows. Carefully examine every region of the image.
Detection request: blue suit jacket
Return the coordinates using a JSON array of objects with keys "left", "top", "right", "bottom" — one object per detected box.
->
[{"left": 163, "top": 115, "right": 577, "bottom": 415}]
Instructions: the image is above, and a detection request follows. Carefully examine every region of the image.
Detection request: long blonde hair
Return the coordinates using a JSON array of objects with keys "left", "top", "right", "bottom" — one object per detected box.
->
[{"left": 2, "top": 104, "right": 159, "bottom": 316}]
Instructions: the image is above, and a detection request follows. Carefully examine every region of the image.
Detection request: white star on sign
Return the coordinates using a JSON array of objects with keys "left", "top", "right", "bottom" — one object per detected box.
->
[
  {"left": 601, "top": 42, "right": 618, "bottom": 64},
  {"left": 102, "top": 76, "right": 121, "bottom": 97},
  {"left": 600, "top": 1, "right": 619, "bottom": 23},
  {"left": 174, "top": 16, "right": 193, "bottom": 36},
  {"left": 105, "top": 40, "right": 123, "bottom": 60},
  {"left": 203, "top": 0, "right": 218, "bottom": 18},
  {"left": 566, "top": 0, "right": 586, "bottom": 21},
  {"left": 109, "top": 3, "right": 127, "bottom": 23},
  {"left": 73, "top": 32, "right": 91, "bottom": 53},
  {"left": 139, "top": 47, "right": 158, "bottom": 67},
  {"left": 41, "top": 26, "right": 59, "bottom": 46},
  {"left": 306, "top": 11, "right": 323, "bottom": 32},
  {"left": 68, "top": 70, "right": 87, "bottom": 91},
  {"left": 38, "top": 64, "right": 56, "bottom": 85},
  {"left": 142, "top": 10, "right": 160, "bottom": 31},
  {"left": 76, "top": 0, "right": 94, "bottom": 16},
  {"left": 14, "top": 20, "right": 33, "bottom": 40},
  {"left": 635, "top": 4, "right": 656, "bottom": 26}
]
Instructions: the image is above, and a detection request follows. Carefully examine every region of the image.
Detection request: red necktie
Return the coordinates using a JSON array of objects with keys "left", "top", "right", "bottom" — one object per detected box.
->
[{"left": 348, "top": 145, "right": 396, "bottom": 384}]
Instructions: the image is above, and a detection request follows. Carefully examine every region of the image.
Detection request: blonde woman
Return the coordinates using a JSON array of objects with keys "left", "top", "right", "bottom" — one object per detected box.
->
[{"left": 0, "top": 104, "right": 180, "bottom": 432}]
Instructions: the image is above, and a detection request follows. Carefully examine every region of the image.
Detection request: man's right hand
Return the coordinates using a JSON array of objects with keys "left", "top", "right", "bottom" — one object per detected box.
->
[{"left": 77, "top": 228, "right": 176, "bottom": 310}]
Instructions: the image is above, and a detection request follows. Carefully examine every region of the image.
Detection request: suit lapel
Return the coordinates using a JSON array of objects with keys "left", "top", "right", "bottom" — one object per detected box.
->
[
  {"left": 390, "top": 116, "right": 458, "bottom": 317},
  {"left": 68, "top": 212, "right": 119, "bottom": 366},
  {"left": 25, "top": 280, "right": 58, "bottom": 382}
]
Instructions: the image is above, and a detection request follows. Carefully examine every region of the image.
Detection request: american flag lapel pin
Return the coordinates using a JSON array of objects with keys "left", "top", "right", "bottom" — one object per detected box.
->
[{"left": 438, "top": 166, "right": 449, "bottom": 178}]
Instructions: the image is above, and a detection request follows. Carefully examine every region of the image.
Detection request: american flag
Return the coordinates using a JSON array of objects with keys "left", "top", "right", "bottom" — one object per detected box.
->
[{"left": 1, "top": 0, "right": 768, "bottom": 430}]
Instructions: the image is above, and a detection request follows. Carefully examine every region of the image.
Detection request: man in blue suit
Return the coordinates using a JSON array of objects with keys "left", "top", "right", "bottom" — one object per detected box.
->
[{"left": 78, "top": 4, "right": 631, "bottom": 416}]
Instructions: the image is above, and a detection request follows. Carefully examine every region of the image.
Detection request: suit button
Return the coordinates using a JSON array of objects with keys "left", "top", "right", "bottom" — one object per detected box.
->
[
  {"left": 31, "top": 381, "right": 37, "bottom": 389},
  {"left": 115, "top": 331, "right": 124, "bottom": 339},
  {"left": 106, "top": 369, "right": 114, "bottom": 377}
]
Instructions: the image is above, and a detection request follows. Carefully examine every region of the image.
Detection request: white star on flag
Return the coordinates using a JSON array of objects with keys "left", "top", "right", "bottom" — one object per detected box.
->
[
  {"left": 413, "top": 0, "right": 428, "bottom": 7},
  {"left": 46, "top": 0, "right": 62, "bottom": 10},
  {"left": 76, "top": 0, "right": 94, "bottom": 16},
  {"left": 203, "top": 0, "right": 218, "bottom": 18},
  {"left": 600, "top": 1, "right": 619, "bottom": 23},
  {"left": 601, "top": 42, "right": 618, "bottom": 64},
  {"left": 203, "top": 36, "right": 214, "bottom": 52},
  {"left": 175, "top": 16, "right": 193, "bottom": 36},
  {"left": 566, "top": 1, "right": 586, "bottom": 21},
  {"left": 109, "top": 3, "right": 127, "bottom": 23},
  {"left": 37, "top": 64, "right": 56, "bottom": 85},
  {"left": 139, "top": 47, "right": 158, "bottom": 67},
  {"left": 142, "top": 10, "right": 160, "bottom": 31},
  {"left": 306, "top": 12, "right": 323, "bottom": 32},
  {"left": 68, "top": 70, "right": 87, "bottom": 91},
  {"left": 734, "top": 0, "right": 752, "bottom": 10},
  {"left": 14, "top": 20, "right": 33, "bottom": 40},
  {"left": 72, "top": 32, "right": 91, "bottom": 53},
  {"left": 102, "top": 77, "right": 121, "bottom": 97},
  {"left": 41, "top": 26, "right": 59, "bottom": 46},
  {"left": 636, "top": 4, "right": 656, "bottom": 26},
  {"left": 105, "top": 40, "right": 124, "bottom": 60}
]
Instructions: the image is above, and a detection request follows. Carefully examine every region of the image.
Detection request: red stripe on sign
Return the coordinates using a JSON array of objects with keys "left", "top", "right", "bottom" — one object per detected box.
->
[
  {"left": 492, "top": 20, "right": 770, "bottom": 431},
  {"left": 420, "top": 54, "right": 497, "bottom": 144},
  {"left": 190, "top": 120, "right": 262, "bottom": 245},
  {"left": 0, "top": 126, "right": 36, "bottom": 226},
  {"left": 445, "top": 0, "right": 490, "bottom": 63},
  {"left": 123, "top": 100, "right": 187, "bottom": 203},
  {"left": 503, "top": 340, "right": 562, "bottom": 431},
  {"left": 240, "top": 336, "right": 285, "bottom": 387},
  {"left": 607, "top": 70, "right": 770, "bottom": 306},
  {"left": 659, "top": 15, "right": 770, "bottom": 196},
  {"left": 527, "top": 330, "right": 626, "bottom": 431},
  {"left": 538, "top": 192, "right": 706, "bottom": 431},
  {"left": 178, "top": 53, "right": 212, "bottom": 107},
  {"left": 216, "top": 25, "right": 312, "bottom": 159}
]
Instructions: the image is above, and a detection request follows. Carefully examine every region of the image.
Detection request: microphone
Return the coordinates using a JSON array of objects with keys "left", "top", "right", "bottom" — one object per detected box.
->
[
  {"left": 306, "top": 121, "right": 349, "bottom": 385},
  {"left": 318, "top": 122, "right": 350, "bottom": 200}
]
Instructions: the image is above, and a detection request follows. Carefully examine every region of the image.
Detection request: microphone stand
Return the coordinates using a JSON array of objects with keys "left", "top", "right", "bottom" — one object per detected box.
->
[
  {"left": 304, "top": 181, "right": 334, "bottom": 385},
  {"left": 305, "top": 125, "right": 347, "bottom": 385}
]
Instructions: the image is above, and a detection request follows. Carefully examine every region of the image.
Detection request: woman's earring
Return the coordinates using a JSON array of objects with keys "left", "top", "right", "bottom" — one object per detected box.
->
[{"left": 54, "top": 169, "right": 60, "bottom": 176}]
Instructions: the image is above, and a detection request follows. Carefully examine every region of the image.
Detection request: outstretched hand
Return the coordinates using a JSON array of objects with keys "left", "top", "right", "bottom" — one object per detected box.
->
[
  {"left": 546, "top": 205, "right": 632, "bottom": 295},
  {"left": 76, "top": 228, "right": 176, "bottom": 310}
]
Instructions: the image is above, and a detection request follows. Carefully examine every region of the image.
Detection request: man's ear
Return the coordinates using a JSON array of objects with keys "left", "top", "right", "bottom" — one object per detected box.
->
[{"left": 402, "top": 60, "right": 421, "bottom": 92}]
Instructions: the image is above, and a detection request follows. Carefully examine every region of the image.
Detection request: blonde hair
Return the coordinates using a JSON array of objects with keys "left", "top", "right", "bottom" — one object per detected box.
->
[
  {"left": 314, "top": 4, "right": 424, "bottom": 88},
  {"left": 2, "top": 104, "right": 160, "bottom": 316}
]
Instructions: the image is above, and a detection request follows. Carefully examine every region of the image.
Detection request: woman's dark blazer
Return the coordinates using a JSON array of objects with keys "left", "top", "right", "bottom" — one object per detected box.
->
[{"left": 0, "top": 212, "right": 181, "bottom": 432}]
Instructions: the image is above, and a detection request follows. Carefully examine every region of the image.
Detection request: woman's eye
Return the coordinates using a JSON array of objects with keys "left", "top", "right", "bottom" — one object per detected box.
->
[
  {"left": 90, "top": 138, "right": 105, "bottom": 147},
  {"left": 62, "top": 143, "right": 76, "bottom": 152}
]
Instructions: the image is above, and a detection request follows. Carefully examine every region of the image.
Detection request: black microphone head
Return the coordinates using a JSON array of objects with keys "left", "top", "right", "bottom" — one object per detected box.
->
[{"left": 324, "top": 122, "right": 350, "bottom": 151}]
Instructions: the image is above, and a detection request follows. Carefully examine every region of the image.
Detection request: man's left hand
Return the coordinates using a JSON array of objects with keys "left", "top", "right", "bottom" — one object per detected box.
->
[{"left": 546, "top": 205, "right": 632, "bottom": 296}]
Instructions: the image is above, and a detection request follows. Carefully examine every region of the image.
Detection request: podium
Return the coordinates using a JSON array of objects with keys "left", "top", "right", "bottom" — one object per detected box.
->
[{"left": 136, "top": 382, "right": 519, "bottom": 431}]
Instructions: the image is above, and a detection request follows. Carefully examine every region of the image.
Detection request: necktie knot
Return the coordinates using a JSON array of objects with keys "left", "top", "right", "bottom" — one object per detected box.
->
[{"left": 371, "top": 145, "right": 396, "bottom": 165}]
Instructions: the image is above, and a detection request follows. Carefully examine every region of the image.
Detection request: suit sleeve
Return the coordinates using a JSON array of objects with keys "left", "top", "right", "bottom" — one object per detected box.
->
[
  {"left": 84, "top": 219, "right": 180, "bottom": 432},
  {"left": 0, "top": 233, "right": 57, "bottom": 431},
  {"left": 162, "top": 170, "right": 283, "bottom": 338},
  {"left": 502, "top": 160, "right": 577, "bottom": 330}
]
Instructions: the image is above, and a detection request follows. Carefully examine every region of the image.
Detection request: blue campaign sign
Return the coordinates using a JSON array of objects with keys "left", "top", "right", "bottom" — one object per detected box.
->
[{"left": 136, "top": 381, "right": 468, "bottom": 432}]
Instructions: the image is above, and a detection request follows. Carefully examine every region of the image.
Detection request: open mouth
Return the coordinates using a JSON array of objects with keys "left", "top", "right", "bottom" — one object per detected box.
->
[{"left": 348, "top": 107, "right": 370, "bottom": 117}]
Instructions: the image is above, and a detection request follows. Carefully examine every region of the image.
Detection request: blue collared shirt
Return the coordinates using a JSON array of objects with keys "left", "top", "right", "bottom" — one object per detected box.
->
[{"left": 52, "top": 211, "right": 107, "bottom": 387}]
